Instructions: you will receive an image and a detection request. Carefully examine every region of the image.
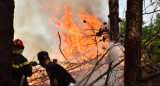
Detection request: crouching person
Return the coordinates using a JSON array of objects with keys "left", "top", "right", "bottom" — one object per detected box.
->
[{"left": 37, "top": 51, "right": 76, "bottom": 86}]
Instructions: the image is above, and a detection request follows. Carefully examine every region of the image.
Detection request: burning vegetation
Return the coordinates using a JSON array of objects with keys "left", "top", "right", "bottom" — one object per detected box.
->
[
  {"left": 1, "top": 0, "right": 160, "bottom": 86},
  {"left": 27, "top": 1, "right": 124, "bottom": 86}
]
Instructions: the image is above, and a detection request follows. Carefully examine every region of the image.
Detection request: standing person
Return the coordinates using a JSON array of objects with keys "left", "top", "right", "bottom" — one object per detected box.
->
[
  {"left": 11, "top": 39, "right": 33, "bottom": 86},
  {"left": 37, "top": 51, "right": 76, "bottom": 86}
]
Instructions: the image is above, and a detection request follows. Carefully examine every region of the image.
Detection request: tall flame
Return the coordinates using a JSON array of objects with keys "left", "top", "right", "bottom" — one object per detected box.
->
[
  {"left": 49, "top": 5, "right": 108, "bottom": 62},
  {"left": 29, "top": 1, "right": 111, "bottom": 85}
]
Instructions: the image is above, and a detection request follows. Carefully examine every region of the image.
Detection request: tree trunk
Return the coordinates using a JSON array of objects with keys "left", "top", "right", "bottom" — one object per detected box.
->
[
  {"left": 124, "top": 0, "right": 143, "bottom": 86},
  {"left": 107, "top": 1, "right": 119, "bottom": 85},
  {"left": 109, "top": 0, "right": 119, "bottom": 41},
  {"left": 0, "top": 0, "right": 14, "bottom": 85}
]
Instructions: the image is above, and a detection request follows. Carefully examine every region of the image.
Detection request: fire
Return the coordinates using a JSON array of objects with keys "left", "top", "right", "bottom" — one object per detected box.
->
[
  {"left": 49, "top": 5, "right": 108, "bottom": 62},
  {"left": 39, "top": 0, "right": 109, "bottom": 62},
  {"left": 28, "top": 69, "right": 49, "bottom": 85},
  {"left": 29, "top": 1, "right": 110, "bottom": 85}
]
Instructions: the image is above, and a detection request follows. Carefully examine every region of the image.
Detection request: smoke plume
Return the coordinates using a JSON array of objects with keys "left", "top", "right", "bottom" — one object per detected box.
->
[{"left": 14, "top": 0, "right": 108, "bottom": 61}]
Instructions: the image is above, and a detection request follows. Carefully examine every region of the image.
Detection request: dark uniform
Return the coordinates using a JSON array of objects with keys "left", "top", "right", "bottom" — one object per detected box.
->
[
  {"left": 11, "top": 54, "right": 32, "bottom": 86},
  {"left": 46, "top": 62, "right": 76, "bottom": 86}
]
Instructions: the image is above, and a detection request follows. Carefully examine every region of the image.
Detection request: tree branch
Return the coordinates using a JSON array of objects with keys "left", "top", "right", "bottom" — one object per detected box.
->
[
  {"left": 58, "top": 32, "right": 68, "bottom": 61},
  {"left": 142, "top": 29, "right": 160, "bottom": 49},
  {"left": 143, "top": 10, "right": 160, "bottom": 15},
  {"left": 89, "top": 59, "right": 124, "bottom": 86},
  {"left": 142, "top": 71, "right": 160, "bottom": 83}
]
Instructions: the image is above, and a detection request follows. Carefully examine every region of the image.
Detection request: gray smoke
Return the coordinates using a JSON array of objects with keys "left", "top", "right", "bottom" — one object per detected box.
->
[
  {"left": 14, "top": 0, "right": 109, "bottom": 61},
  {"left": 14, "top": 1, "right": 125, "bottom": 86}
]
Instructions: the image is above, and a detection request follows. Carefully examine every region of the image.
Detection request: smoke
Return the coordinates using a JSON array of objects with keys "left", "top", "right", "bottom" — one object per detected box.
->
[
  {"left": 14, "top": 0, "right": 109, "bottom": 61},
  {"left": 14, "top": 1, "right": 125, "bottom": 86},
  {"left": 47, "top": 0, "right": 108, "bottom": 19},
  {"left": 14, "top": 0, "right": 56, "bottom": 61},
  {"left": 73, "top": 42, "right": 124, "bottom": 86},
  {"left": 107, "top": 42, "right": 123, "bottom": 64}
]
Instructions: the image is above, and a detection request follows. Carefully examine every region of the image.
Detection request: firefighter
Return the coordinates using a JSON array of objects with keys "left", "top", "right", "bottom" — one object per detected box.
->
[
  {"left": 11, "top": 39, "right": 34, "bottom": 86},
  {"left": 37, "top": 51, "right": 76, "bottom": 86}
]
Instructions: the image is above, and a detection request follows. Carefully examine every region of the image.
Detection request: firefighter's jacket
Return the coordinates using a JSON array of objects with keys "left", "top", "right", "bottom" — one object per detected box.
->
[{"left": 11, "top": 54, "right": 32, "bottom": 86}]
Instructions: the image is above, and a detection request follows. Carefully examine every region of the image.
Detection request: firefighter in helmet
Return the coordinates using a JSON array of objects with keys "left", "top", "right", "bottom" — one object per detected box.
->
[{"left": 11, "top": 39, "right": 35, "bottom": 86}]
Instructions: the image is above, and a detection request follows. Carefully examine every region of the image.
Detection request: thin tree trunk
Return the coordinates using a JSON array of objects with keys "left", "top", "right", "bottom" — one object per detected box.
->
[
  {"left": 124, "top": 0, "right": 143, "bottom": 86},
  {"left": 109, "top": 0, "right": 119, "bottom": 41},
  {"left": 107, "top": 1, "right": 119, "bottom": 85},
  {"left": 0, "top": 0, "right": 14, "bottom": 85}
]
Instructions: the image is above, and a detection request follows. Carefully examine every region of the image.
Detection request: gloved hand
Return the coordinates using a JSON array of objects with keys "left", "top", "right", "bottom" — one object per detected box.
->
[{"left": 30, "top": 61, "right": 38, "bottom": 66}]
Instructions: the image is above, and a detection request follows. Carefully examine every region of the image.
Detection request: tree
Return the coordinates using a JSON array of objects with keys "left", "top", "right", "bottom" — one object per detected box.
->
[
  {"left": 109, "top": 0, "right": 119, "bottom": 41},
  {"left": 124, "top": 0, "right": 143, "bottom": 86},
  {"left": 142, "top": 13, "right": 160, "bottom": 63},
  {"left": 0, "top": 0, "right": 14, "bottom": 85}
]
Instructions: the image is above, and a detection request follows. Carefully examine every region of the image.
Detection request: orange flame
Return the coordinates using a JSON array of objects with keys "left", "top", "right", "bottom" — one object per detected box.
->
[
  {"left": 29, "top": 1, "right": 111, "bottom": 85},
  {"left": 39, "top": 0, "right": 109, "bottom": 62},
  {"left": 49, "top": 5, "right": 108, "bottom": 62}
]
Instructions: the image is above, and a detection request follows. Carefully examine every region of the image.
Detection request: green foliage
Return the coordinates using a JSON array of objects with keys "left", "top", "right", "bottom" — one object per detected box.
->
[
  {"left": 120, "top": 13, "right": 160, "bottom": 63},
  {"left": 141, "top": 13, "right": 160, "bottom": 63},
  {"left": 120, "top": 19, "right": 126, "bottom": 34}
]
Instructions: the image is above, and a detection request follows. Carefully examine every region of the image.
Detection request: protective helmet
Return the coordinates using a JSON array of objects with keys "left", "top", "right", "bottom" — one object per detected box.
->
[{"left": 13, "top": 39, "right": 24, "bottom": 48}]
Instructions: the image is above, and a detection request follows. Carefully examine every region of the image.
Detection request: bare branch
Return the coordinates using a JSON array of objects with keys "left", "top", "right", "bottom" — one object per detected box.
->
[
  {"left": 143, "top": 10, "right": 160, "bottom": 15},
  {"left": 58, "top": 31, "right": 68, "bottom": 61},
  {"left": 142, "top": 71, "right": 160, "bottom": 83},
  {"left": 89, "top": 59, "right": 124, "bottom": 86}
]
